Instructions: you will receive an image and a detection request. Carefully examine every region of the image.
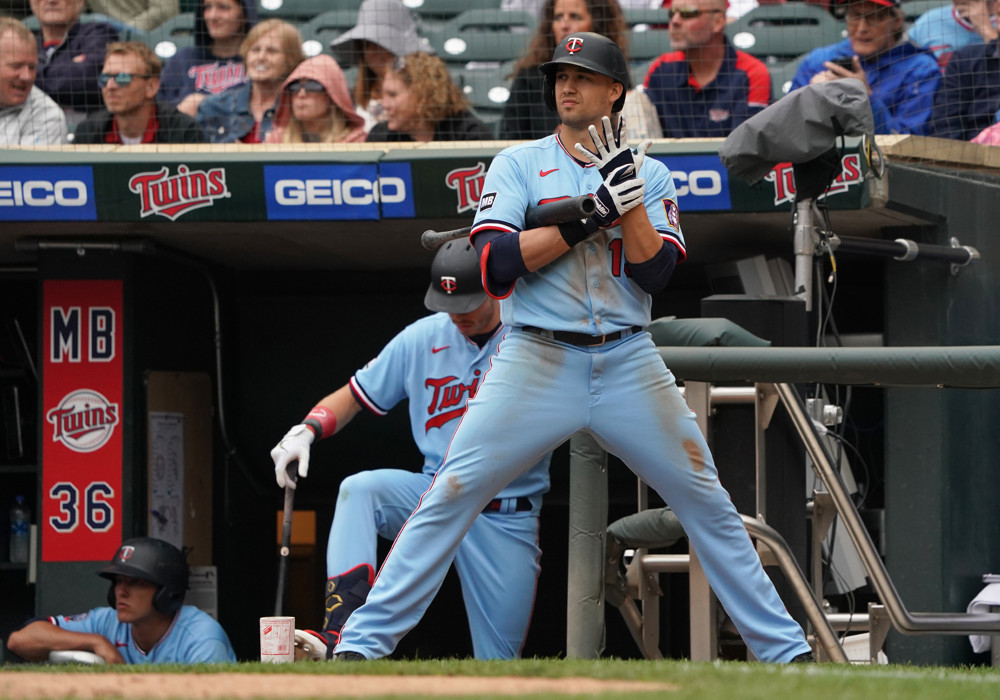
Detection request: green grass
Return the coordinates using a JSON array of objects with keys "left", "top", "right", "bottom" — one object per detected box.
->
[{"left": 3, "top": 658, "right": 1000, "bottom": 699}]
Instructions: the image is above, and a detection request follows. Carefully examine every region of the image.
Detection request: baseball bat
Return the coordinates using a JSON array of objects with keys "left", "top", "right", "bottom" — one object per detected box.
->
[
  {"left": 274, "top": 463, "right": 296, "bottom": 617},
  {"left": 420, "top": 195, "right": 597, "bottom": 251}
]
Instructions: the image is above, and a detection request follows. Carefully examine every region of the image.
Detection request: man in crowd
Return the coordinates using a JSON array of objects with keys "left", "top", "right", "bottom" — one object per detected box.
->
[
  {"left": 643, "top": 0, "right": 771, "bottom": 137},
  {"left": 30, "top": 0, "right": 118, "bottom": 122},
  {"left": 6, "top": 537, "right": 235, "bottom": 664},
  {"left": 0, "top": 16, "right": 66, "bottom": 144},
  {"left": 73, "top": 41, "right": 206, "bottom": 144}
]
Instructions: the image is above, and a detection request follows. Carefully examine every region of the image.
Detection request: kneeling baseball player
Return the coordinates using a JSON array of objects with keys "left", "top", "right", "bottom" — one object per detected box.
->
[{"left": 270, "top": 241, "right": 552, "bottom": 660}]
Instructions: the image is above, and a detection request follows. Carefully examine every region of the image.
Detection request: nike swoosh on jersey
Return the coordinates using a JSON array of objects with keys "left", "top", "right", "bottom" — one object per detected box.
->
[
  {"left": 432, "top": 346, "right": 449, "bottom": 353},
  {"left": 539, "top": 168, "right": 559, "bottom": 177}
]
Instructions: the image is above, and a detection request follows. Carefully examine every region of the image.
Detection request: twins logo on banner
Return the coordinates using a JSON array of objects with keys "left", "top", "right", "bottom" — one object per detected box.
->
[
  {"left": 446, "top": 163, "right": 486, "bottom": 214},
  {"left": 765, "top": 154, "right": 863, "bottom": 206},
  {"left": 42, "top": 280, "right": 123, "bottom": 561},
  {"left": 128, "top": 165, "right": 230, "bottom": 220}
]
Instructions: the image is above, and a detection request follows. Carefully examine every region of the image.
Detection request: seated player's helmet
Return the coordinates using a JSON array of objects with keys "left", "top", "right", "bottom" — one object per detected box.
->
[
  {"left": 424, "top": 239, "right": 487, "bottom": 314},
  {"left": 99, "top": 537, "right": 189, "bottom": 615},
  {"left": 539, "top": 32, "right": 630, "bottom": 113}
]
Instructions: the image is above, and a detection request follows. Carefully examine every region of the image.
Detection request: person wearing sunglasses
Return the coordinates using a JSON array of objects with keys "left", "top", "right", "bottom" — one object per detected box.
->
[
  {"left": 790, "top": 0, "right": 939, "bottom": 136},
  {"left": 643, "top": 0, "right": 771, "bottom": 138},
  {"left": 196, "top": 19, "right": 305, "bottom": 143},
  {"left": 266, "top": 55, "right": 366, "bottom": 144},
  {"left": 365, "top": 52, "right": 492, "bottom": 143},
  {"left": 73, "top": 42, "right": 206, "bottom": 144}
]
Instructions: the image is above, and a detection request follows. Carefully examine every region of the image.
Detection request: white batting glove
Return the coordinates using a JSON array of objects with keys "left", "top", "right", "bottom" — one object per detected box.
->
[
  {"left": 574, "top": 115, "right": 636, "bottom": 181},
  {"left": 270, "top": 424, "right": 315, "bottom": 489},
  {"left": 633, "top": 139, "right": 653, "bottom": 175},
  {"left": 591, "top": 163, "right": 646, "bottom": 229}
]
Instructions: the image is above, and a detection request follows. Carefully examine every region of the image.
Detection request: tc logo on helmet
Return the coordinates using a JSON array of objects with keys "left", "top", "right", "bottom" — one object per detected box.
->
[
  {"left": 565, "top": 37, "right": 584, "bottom": 53},
  {"left": 118, "top": 545, "right": 135, "bottom": 562},
  {"left": 440, "top": 276, "right": 458, "bottom": 294}
]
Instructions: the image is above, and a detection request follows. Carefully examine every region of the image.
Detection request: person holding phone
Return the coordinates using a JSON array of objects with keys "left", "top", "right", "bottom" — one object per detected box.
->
[
  {"left": 789, "top": 0, "right": 940, "bottom": 135},
  {"left": 643, "top": 0, "right": 772, "bottom": 137}
]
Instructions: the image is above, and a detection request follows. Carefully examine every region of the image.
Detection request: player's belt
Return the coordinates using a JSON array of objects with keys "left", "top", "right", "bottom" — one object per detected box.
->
[
  {"left": 520, "top": 326, "right": 643, "bottom": 347},
  {"left": 482, "top": 497, "right": 533, "bottom": 514}
]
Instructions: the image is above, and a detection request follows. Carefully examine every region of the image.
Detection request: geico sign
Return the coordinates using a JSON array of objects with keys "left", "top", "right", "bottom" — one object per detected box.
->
[
  {"left": 671, "top": 170, "right": 723, "bottom": 197},
  {"left": 274, "top": 177, "right": 407, "bottom": 206},
  {"left": 0, "top": 180, "right": 89, "bottom": 206}
]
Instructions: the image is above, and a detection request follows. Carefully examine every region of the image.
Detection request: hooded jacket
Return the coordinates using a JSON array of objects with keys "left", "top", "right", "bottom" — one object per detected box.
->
[
  {"left": 266, "top": 55, "right": 367, "bottom": 143},
  {"left": 156, "top": 0, "right": 257, "bottom": 107},
  {"left": 34, "top": 19, "right": 119, "bottom": 113}
]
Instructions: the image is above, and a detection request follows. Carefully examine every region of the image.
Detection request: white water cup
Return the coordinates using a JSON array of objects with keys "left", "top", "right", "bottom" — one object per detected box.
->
[{"left": 259, "top": 616, "right": 295, "bottom": 663}]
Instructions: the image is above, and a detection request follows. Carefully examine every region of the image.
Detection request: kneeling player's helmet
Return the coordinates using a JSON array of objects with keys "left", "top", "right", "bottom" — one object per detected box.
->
[
  {"left": 99, "top": 537, "right": 189, "bottom": 615},
  {"left": 539, "top": 32, "right": 630, "bottom": 113},
  {"left": 424, "top": 239, "right": 487, "bottom": 314}
]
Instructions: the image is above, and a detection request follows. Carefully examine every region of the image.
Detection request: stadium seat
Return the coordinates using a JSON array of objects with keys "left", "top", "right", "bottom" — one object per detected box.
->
[
  {"left": 300, "top": 9, "right": 359, "bottom": 57},
  {"left": 626, "top": 27, "right": 671, "bottom": 64},
  {"left": 144, "top": 12, "right": 196, "bottom": 60},
  {"left": 725, "top": 4, "right": 847, "bottom": 63},
  {"left": 768, "top": 56, "right": 805, "bottom": 101},
  {"left": 406, "top": 0, "right": 501, "bottom": 27},
  {"left": 257, "top": 0, "right": 361, "bottom": 23},
  {"left": 23, "top": 12, "right": 144, "bottom": 41},
  {"left": 428, "top": 9, "right": 536, "bottom": 65},
  {"left": 623, "top": 6, "right": 672, "bottom": 30},
  {"left": 453, "top": 63, "right": 513, "bottom": 138}
]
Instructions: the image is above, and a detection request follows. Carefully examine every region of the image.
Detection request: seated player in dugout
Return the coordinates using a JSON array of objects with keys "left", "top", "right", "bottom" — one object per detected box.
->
[
  {"left": 6, "top": 537, "right": 236, "bottom": 664},
  {"left": 270, "top": 241, "right": 552, "bottom": 661}
]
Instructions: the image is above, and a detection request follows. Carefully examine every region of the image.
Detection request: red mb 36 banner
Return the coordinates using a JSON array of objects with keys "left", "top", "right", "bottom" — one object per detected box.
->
[{"left": 42, "top": 280, "right": 123, "bottom": 561}]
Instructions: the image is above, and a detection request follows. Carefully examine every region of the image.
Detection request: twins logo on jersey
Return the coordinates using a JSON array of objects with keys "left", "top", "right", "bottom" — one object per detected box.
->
[{"left": 425, "top": 370, "right": 481, "bottom": 431}]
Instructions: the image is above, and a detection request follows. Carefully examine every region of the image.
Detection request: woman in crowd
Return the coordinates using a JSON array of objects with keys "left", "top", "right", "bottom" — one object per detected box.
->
[
  {"left": 328, "top": 0, "right": 434, "bottom": 130},
  {"left": 498, "top": 0, "right": 628, "bottom": 140},
  {"left": 158, "top": 0, "right": 258, "bottom": 117},
  {"left": 267, "top": 55, "right": 367, "bottom": 144},
  {"left": 365, "top": 52, "right": 492, "bottom": 142},
  {"left": 197, "top": 19, "right": 305, "bottom": 143}
]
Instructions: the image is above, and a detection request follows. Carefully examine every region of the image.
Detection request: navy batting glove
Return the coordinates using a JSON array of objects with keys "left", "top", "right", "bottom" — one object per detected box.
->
[{"left": 591, "top": 163, "right": 646, "bottom": 229}]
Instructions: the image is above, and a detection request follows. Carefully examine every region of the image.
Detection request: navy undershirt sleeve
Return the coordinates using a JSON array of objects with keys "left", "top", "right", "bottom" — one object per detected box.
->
[
  {"left": 472, "top": 230, "right": 529, "bottom": 297},
  {"left": 628, "top": 241, "right": 678, "bottom": 294}
]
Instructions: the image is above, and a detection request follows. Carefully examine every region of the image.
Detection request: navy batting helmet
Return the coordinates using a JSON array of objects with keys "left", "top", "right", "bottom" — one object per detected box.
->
[
  {"left": 424, "top": 239, "right": 487, "bottom": 314},
  {"left": 539, "top": 32, "right": 630, "bottom": 113},
  {"left": 99, "top": 537, "right": 189, "bottom": 615}
]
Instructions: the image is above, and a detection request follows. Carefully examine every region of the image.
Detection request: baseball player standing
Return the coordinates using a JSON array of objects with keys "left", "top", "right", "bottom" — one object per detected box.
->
[
  {"left": 270, "top": 241, "right": 551, "bottom": 660},
  {"left": 333, "top": 32, "right": 815, "bottom": 664}
]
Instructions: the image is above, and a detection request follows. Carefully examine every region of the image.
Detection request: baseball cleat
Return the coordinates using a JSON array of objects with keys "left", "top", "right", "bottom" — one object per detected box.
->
[
  {"left": 334, "top": 651, "right": 367, "bottom": 661},
  {"left": 293, "top": 629, "right": 329, "bottom": 662}
]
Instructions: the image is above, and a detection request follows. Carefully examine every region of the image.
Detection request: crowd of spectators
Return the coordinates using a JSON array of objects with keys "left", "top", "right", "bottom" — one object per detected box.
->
[{"left": 3, "top": 0, "right": 1000, "bottom": 146}]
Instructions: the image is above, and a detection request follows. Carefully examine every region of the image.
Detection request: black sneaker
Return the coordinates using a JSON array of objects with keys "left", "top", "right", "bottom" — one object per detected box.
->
[
  {"left": 790, "top": 652, "right": 816, "bottom": 663},
  {"left": 334, "top": 651, "right": 367, "bottom": 661}
]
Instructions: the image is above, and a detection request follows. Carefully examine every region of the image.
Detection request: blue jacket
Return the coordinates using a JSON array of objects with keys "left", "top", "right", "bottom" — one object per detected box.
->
[
  {"left": 790, "top": 38, "right": 940, "bottom": 135},
  {"left": 196, "top": 82, "right": 276, "bottom": 143},
  {"left": 929, "top": 39, "right": 1000, "bottom": 141},
  {"left": 34, "top": 20, "right": 119, "bottom": 113},
  {"left": 642, "top": 40, "right": 771, "bottom": 138},
  {"left": 156, "top": 0, "right": 257, "bottom": 107}
]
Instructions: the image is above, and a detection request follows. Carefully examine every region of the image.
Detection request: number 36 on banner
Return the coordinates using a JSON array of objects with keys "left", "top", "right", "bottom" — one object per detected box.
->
[{"left": 48, "top": 482, "right": 116, "bottom": 533}]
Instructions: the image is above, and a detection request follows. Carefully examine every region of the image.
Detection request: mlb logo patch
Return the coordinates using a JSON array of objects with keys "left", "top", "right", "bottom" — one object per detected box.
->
[
  {"left": 479, "top": 192, "right": 496, "bottom": 211},
  {"left": 665, "top": 200, "right": 679, "bottom": 230}
]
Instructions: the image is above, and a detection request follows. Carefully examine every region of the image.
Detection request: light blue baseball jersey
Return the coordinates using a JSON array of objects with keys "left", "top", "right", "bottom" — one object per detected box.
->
[
  {"left": 51, "top": 606, "right": 236, "bottom": 663},
  {"left": 470, "top": 134, "right": 684, "bottom": 334},
  {"left": 348, "top": 312, "right": 550, "bottom": 499},
  {"left": 909, "top": 5, "right": 995, "bottom": 67}
]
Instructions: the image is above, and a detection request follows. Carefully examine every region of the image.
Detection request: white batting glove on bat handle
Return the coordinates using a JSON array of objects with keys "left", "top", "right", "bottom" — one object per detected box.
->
[
  {"left": 574, "top": 115, "right": 636, "bottom": 180},
  {"left": 271, "top": 424, "right": 314, "bottom": 489}
]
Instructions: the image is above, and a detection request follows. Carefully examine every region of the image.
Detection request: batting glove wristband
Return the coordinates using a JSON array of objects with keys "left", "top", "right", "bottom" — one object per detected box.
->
[
  {"left": 271, "top": 424, "right": 315, "bottom": 488},
  {"left": 591, "top": 163, "right": 646, "bottom": 229},
  {"left": 574, "top": 115, "right": 636, "bottom": 181},
  {"left": 558, "top": 217, "right": 600, "bottom": 247}
]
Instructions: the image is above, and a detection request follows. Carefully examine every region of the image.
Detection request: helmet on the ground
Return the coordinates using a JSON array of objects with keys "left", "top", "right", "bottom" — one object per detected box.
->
[
  {"left": 539, "top": 32, "right": 630, "bottom": 113},
  {"left": 99, "top": 537, "right": 189, "bottom": 615},
  {"left": 424, "top": 239, "right": 487, "bottom": 314}
]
